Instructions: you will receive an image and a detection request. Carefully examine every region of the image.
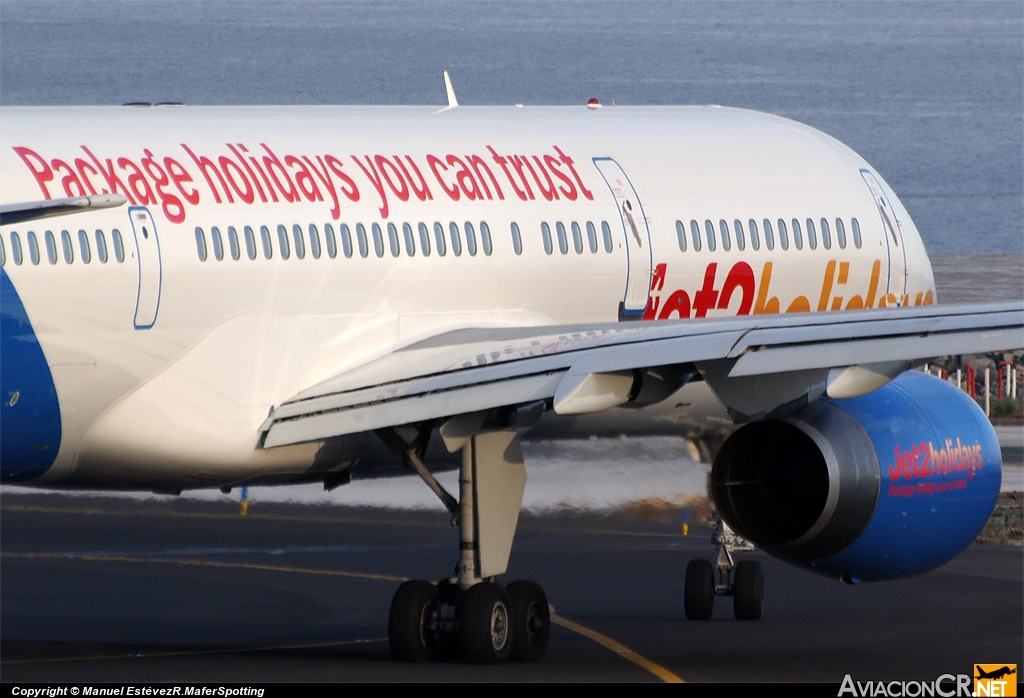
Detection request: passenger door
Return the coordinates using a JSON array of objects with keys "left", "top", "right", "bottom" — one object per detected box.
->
[
  {"left": 593, "top": 158, "right": 653, "bottom": 318},
  {"left": 128, "top": 206, "right": 162, "bottom": 329},
  {"left": 860, "top": 170, "right": 908, "bottom": 303}
]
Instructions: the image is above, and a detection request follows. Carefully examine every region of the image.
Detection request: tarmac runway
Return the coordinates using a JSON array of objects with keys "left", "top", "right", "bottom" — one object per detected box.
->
[{"left": 1, "top": 492, "right": 1020, "bottom": 683}]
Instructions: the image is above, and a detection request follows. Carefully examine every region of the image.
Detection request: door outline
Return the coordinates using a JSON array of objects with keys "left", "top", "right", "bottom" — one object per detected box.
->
[
  {"left": 593, "top": 157, "right": 653, "bottom": 318},
  {"left": 860, "top": 169, "right": 908, "bottom": 301},
  {"left": 127, "top": 206, "right": 163, "bottom": 329}
]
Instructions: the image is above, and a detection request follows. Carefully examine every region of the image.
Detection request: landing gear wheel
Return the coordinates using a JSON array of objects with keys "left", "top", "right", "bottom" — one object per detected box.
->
[
  {"left": 458, "top": 581, "right": 513, "bottom": 664},
  {"left": 733, "top": 560, "right": 763, "bottom": 620},
  {"left": 506, "top": 580, "right": 550, "bottom": 662},
  {"left": 685, "top": 559, "right": 715, "bottom": 620},
  {"left": 389, "top": 580, "right": 439, "bottom": 662}
]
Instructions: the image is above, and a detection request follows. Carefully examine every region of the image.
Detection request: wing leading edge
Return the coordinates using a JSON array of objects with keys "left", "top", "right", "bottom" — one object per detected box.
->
[{"left": 259, "top": 301, "right": 1024, "bottom": 448}]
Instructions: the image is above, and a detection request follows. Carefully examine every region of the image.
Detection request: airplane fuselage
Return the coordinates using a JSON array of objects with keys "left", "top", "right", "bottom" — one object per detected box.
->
[{"left": 1, "top": 105, "right": 936, "bottom": 489}]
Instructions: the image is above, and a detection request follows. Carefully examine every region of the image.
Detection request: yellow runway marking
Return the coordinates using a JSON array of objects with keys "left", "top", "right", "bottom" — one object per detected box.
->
[
  {"left": 551, "top": 611, "right": 684, "bottom": 683},
  {"left": 1, "top": 638, "right": 387, "bottom": 665},
  {"left": 1, "top": 551, "right": 405, "bottom": 582}
]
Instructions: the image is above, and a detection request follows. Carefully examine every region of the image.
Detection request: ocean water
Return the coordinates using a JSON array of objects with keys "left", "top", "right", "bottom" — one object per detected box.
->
[{"left": 1, "top": 0, "right": 1021, "bottom": 255}]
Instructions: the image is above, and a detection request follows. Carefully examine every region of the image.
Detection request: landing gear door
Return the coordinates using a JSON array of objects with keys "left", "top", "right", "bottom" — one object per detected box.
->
[
  {"left": 593, "top": 158, "right": 653, "bottom": 318},
  {"left": 860, "top": 170, "right": 907, "bottom": 303},
  {"left": 127, "top": 206, "right": 162, "bottom": 329}
]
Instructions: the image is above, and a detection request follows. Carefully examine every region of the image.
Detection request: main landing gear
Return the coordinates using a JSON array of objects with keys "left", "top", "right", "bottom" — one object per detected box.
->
[
  {"left": 685, "top": 517, "right": 763, "bottom": 621},
  {"left": 379, "top": 421, "right": 551, "bottom": 664}
]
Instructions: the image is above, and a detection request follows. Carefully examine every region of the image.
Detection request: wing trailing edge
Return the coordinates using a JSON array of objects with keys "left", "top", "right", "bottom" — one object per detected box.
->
[{"left": 259, "top": 301, "right": 1024, "bottom": 448}]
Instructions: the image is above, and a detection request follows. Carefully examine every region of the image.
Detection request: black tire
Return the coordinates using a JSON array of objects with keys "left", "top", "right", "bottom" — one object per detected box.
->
[
  {"left": 389, "top": 580, "right": 439, "bottom": 662},
  {"left": 684, "top": 559, "right": 715, "bottom": 620},
  {"left": 733, "top": 560, "right": 763, "bottom": 620},
  {"left": 506, "top": 580, "right": 550, "bottom": 662},
  {"left": 458, "top": 581, "right": 513, "bottom": 664}
]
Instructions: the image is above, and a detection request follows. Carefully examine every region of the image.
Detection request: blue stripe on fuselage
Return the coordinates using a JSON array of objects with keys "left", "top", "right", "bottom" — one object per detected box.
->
[{"left": 1, "top": 267, "right": 61, "bottom": 481}]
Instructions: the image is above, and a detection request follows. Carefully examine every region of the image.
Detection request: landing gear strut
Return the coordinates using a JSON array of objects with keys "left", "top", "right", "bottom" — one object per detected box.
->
[
  {"left": 684, "top": 517, "right": 763, "bottom": 620},
  {"left": 382, "top": 424, "right": 550, "bottom": 663}
]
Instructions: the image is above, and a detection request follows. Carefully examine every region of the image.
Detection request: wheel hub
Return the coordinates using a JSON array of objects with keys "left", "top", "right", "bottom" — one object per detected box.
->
[{"left": 490, "top": 601, "right": 509, "bottom": 650}]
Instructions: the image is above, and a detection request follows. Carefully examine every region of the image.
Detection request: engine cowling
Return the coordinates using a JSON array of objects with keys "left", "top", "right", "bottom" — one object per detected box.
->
[{"left": 711, "top": 371, "right": 1001, "bottom": 582}]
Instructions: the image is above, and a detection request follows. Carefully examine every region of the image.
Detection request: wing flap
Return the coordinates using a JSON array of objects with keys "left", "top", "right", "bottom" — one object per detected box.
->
[{"left": 264, "top": 371, "right": 564, "bottom": 448}]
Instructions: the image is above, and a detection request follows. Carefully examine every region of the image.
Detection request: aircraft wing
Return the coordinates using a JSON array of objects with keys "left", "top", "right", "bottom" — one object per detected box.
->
[
  {"left": 0, "top": 194, "right": 127, "bottom": 226},
  {"left": 259, "top": 301, "right": 1023, "bottom": 448}
]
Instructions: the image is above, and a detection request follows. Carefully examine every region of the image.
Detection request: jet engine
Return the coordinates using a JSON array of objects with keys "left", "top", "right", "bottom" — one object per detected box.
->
[{"left": 711, "top": 372, "right": 1001, "bottom": 582}]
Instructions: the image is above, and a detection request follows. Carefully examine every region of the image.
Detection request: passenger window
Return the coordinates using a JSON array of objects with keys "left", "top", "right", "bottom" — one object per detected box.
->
[
  {"left": 556, "top": 222, "right": 568, "bottom": 254},
  {"left": 387, "top": 222, "right": 400, "bottom": 257},
  {"left": 748, "top": 219, "right": 760, "bottom": 251},
  {"left": 676, "top": 220, "right": 687, "bottom": 251},
  {"left": 704, "top": 220, "right": 716, "bottom": 252},
  {"left": 45, "top": 231, "right": 58, "bottom": 264},
  {"left": 762, "top": 219, "right": 774, "bottom": 251},
  {"left": 293, "top": 224, "right": 306, "bottom": 259},
  {"left": 571, "top": 222, "right": 583, "bottom": 254},
  {"left": 419, "top": 223, "right": 432, "bottom": 256},
  {"left": 277, "top": 224, "right": 291, "bottom": 259},
  {"left": 340, "top": 224, "right": 354, "bottom": 258},
  {"left": 227, "top": 226, "right": 240, "bottom": 260},
  {"left": 95, "top": 230, "right": 108, "bottom": 263},
  {"left": 244, "top": 226, "right": 257, "bottom": 260},
  {"left": 195, "top": 227, "right": 208, "bottom": 261},
  {"left": 78, "top": 230, "right": 91, "bottom": 264},
  {"left": 835, "top": 218, "right": 847, "bottom": 249},
  {"left": 587, "top": 222, "right": 598, "bottom": 253},
  {"left": 719, "top": 220, "right": 731, "bottom": 252},
  {"left": 434, "top": 222, "right": 447, "bottom": 256},
  {"left": 511, "top": 222, "right": 523, "bottom": 255},
  {"left": 356, "top": 223, "right": 369, "bottom": 258},
  {"left": 324, "top": 224, "right": 337, "bottom": 259},
  {"left": 403, "top": 223, "right": 416, "bottom": 257},
  {"left": 777, "top": 219, "right": 789, "bottom": 251},
  {"left": 27, "top": 231, "right": 40, "bottom": 264},
  {"left": 805, "top": 218, "right": 817, "bottom": 249},
  {"left": 851, "top": 218, "right": 862, "bottom": 249},
  {"left": 791, "top": 219, "right": 803, "bottom": 250},
  {"left": 449, "top": 222, "right": 462, "bottom": 256},
  {"left": 61, "top": 230, "right": 74, "bottom": 264},
  {"left": 309, "top": 224, "right": 322, "bottom": 259},
  {"left": 480, "top": 221, "right": 492, "bottom": 256},
  {"left": 733, "top": 220, "right": 745, "bottom": 251},
  {"left": 211, "top": 226, "right": 224, "bottom": 261},
  {"left": 820, "top": 218, "right": 832, "bottom": 249},
  {"left": 601, "top": 221, "right": 613, "bottom": 253},
  {"left": 690, "top": 220, "right": 702, "bottom": 251},
  {"left": 371, "top": 223, "right": 384, "bottom": 258},
  {"left": 541, "top": 222, "right": 553, "bottom": 255},
  {"left": 464, "top": 222, "right": 477, "bottom": 256},
  {"left": 113, "top": 230, "right": 125, "bottom": 262},
  {"left": 260, "top": 225, "right": 273, "bottom": 259},
  {"left": 10, "top": 232, "right": 23, "bottom": 265}
]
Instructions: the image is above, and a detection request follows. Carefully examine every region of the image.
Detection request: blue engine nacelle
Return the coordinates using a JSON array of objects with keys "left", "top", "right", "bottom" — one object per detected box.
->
[{"left": 710, "top": 371, "right": 1001, "bottom": 582}]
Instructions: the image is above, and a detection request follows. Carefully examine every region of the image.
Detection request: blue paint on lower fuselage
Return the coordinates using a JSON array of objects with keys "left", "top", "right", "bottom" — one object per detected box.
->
[{"left": 1, "top": 267, "right": 61, "bottom": 481}]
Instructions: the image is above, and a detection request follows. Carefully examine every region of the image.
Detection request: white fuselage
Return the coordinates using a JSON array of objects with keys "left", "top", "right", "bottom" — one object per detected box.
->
[{"left": 0, "top": 105, "right": 935, "bottom": 488}]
